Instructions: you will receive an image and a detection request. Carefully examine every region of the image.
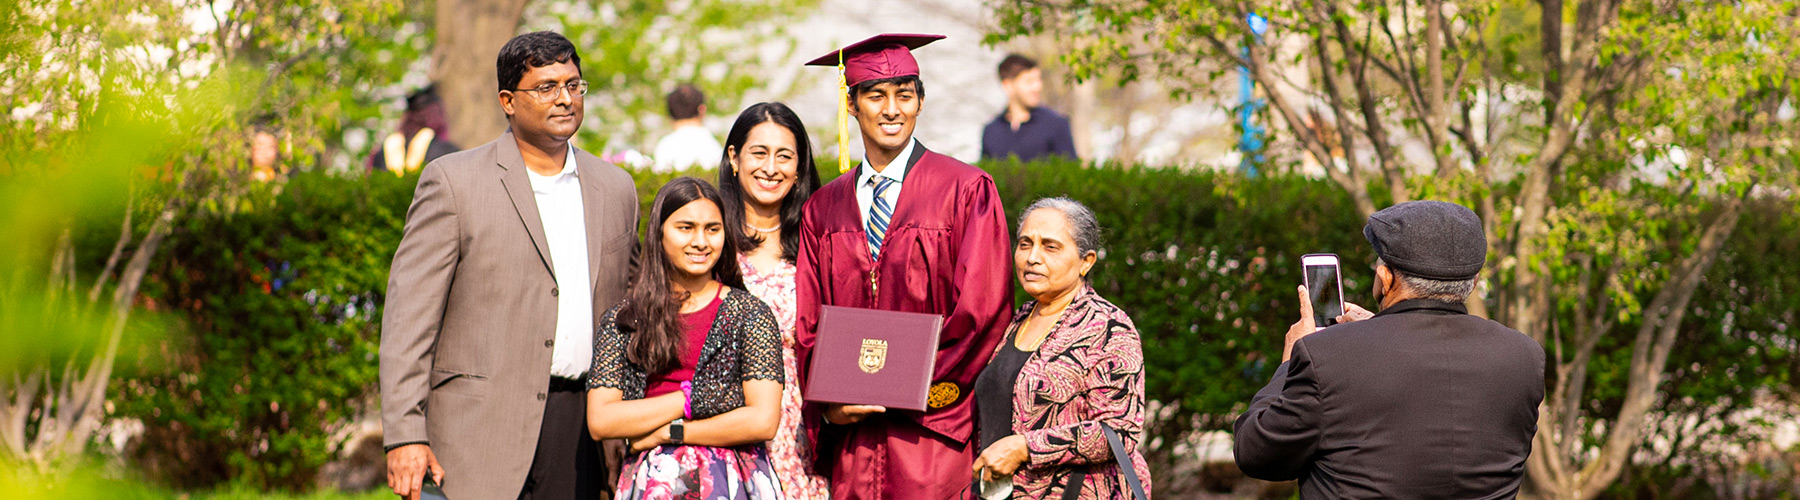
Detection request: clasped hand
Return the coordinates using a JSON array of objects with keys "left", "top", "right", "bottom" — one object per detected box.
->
[{"left": 971, "top": 435, "right": 1029, "bottom": 482}]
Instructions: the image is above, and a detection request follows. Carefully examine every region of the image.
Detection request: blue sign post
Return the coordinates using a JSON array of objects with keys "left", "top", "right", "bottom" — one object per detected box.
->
[{"left": 1239, "top": 13, "right": 1269, "bottom": 176}]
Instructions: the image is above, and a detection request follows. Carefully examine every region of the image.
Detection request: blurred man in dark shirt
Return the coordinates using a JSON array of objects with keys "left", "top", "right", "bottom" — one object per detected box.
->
[
  {"left": 980, "top": 54, "right": 1077, "bottom": 163},
  {"left": 368, "top": 86, "right": 461, "bottom": 174}
]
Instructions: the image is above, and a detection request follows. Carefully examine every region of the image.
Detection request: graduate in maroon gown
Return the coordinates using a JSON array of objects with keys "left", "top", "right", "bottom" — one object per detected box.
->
[{"left": 795, "top": 33, "right": 1014, "bottom": 499}]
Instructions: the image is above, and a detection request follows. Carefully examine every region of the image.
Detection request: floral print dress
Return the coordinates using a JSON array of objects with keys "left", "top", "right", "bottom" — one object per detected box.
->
[
  {"left": 617, "top": 445, "right": 783, "bottom": 500},
  {"left": 593, "top": 288, "right": 788, "bottom": 500},
  {"left": 740, "top": 255, "right": 832, "bottom": 499}
]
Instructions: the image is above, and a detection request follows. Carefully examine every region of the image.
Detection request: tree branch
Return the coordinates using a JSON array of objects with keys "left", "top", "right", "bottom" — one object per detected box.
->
[
  {"left": 88, "top": 189, "right": 134, "bottom": 302},
  {"left": 1327, "top": 3, "right": 1412, "bottom": 203},
  {"left": 1578, "top": 188, "right": 1749, "bottom": 499}
]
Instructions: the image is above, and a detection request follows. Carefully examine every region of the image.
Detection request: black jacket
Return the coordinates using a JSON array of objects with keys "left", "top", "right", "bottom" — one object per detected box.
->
[
  {"left": 1233, "top": 299, "right": 1545, "bottom": 499},
  {"left": 587, "top": 287, "right": 784, "bottom": 419}
]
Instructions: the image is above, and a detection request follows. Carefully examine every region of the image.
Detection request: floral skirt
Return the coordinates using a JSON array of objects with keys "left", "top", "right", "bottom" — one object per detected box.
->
[{"left": 616, "top": 444, "right": 785, "bottom": 500}]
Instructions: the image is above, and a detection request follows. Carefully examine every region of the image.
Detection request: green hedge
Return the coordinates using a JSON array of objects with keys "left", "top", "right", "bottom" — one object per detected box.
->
[
  {"left": 111, "top": 160, "right": 1798, "bottom": 492},
  {"left": 114, "top": 172, "right": 415, "bottom": 489}
]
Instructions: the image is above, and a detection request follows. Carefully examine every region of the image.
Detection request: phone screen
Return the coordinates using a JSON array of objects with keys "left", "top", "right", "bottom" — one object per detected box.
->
[{"left": 1305, "top": 264, "right": 1344, "bottom": 327}]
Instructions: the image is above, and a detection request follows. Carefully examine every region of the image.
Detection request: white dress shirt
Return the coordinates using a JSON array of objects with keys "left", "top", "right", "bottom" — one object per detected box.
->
[
  {"left": 855, "top": 138, "right": 919, "bottom": 231},
  {"left": 528, "top": 146, "right": 594, "bottom": 379},
  {"left": 651, "top": 124, "right": 723, "bottom": 173}
]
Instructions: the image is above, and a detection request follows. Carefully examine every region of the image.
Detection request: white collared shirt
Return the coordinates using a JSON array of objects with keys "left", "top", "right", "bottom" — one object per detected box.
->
[
  {"left": 528, "top": 146, "right": 594, "bottom": 379},
  {"left": 651, "top": 124, "right": 723, "bottom": 173},
  {"left": 855, "top": 138, "right": 919, "bottom": 231}
]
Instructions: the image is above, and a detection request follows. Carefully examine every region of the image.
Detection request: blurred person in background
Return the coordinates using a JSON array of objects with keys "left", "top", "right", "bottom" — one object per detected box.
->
[
  {"left": 652, "top": 83, "right": 723, "bottom": 173},
  {"left": 368, "top": 85, "right": 461, "bottom": 175},
  {"left": 979, "top": 54, "right": 1076, "bottom": 163}
]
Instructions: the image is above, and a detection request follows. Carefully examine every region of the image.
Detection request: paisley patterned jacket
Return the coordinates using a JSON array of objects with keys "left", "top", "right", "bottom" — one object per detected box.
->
[{"left": 994, "top": 285, "right": 1152, "bottom": 499}]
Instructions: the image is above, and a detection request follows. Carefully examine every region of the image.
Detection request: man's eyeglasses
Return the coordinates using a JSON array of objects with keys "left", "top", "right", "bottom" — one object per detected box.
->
[{"left": 511, "top": 81, "right": 589, "bottom": 102}]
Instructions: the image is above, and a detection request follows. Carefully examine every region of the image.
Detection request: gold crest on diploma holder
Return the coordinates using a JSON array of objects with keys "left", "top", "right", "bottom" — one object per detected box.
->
[{"left": 858, "top": 339, "right": 888, "bottom": 374}]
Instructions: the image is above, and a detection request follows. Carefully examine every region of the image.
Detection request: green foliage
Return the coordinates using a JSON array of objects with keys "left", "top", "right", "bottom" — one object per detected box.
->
[
  {"left": 110, "top": 172, "right": 417, "bottom": 490},
  {"left": 982, "top": 158, "right": 1372, "bottom": 471},
  {"left": 3, "top": 461, "right": 389, "bottom": 499},
  {"left": 103, "top": 160, "right": 1795, "bottom": 493},
  {"left": 524, "top": 0, "right": 822, "bottom": 155}
]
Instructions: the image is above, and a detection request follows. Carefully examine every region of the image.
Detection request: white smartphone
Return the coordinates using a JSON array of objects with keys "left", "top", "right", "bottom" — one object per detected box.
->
[{"left": 1302, "top": 254, "right": 1345, "bottom": 330}]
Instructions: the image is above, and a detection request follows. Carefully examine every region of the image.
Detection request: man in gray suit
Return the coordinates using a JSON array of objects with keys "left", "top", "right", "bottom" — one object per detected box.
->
[{"left": 381, "top": 31, "right": 636, "bottom": 500}]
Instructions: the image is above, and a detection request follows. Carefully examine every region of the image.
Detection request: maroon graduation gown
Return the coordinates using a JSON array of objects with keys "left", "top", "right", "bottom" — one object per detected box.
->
[{"left": 795, "top": 145, "right": 1014, "bottom": 499}]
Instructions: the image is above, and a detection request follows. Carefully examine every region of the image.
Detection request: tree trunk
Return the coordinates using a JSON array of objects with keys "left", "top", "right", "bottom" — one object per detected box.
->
[
  {"left": 1574, "top": 196, "right": 1745, "bottom": 500},
  {"left": 433, "top": 0, "right": 531, "bottom": 147},
  {"left": 0, "top": 194, "right": 179, "bottom": 471},
  {"left": 1525, "top": 195, "right": 1748, "bottom": 500},
  {"left": 1423, "top": 0, "right": 1457, "bottom": 178},
  {"left": 1069, "top": 79, "right": 1096, "bottom": 160}
]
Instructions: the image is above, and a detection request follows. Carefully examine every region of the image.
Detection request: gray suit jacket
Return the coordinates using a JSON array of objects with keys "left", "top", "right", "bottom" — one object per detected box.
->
[{"left": 380, "top": 131, "right": 637, "bottom": 499}]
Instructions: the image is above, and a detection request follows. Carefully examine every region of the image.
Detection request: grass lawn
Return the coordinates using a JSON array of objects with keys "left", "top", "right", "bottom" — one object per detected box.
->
[{"left": 183, "top": 487, "right": 391, "bottom": 500}]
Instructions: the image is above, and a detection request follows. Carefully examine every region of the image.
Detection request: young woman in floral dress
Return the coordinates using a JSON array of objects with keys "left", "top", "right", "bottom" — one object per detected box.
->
[{"left": 717, "top": 102, "right": 830, "bottom": 498}]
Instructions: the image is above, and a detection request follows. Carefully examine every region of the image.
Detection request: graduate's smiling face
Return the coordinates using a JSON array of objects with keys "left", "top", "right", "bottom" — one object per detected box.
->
[{"left": 850, "top": 80, "right": 922, "bottom": 154}]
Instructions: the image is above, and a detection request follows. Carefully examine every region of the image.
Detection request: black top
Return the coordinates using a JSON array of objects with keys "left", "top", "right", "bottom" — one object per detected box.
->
[
  {"left": 587, "top": 287, "right": 785, "bottom": 420},
  {"left": 975, "top": 332, "right": 1033, "bottom": 451},
  {"left": 980, "top": 107, "right": 1077, "bottom": 163},
  {"left": 1233, "top": 299, "right": 1546, "bottom": 499}
]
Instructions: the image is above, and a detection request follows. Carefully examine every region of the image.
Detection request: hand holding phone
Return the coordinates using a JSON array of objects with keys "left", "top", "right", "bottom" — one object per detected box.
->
[{"left": 1302, "top": 254, "right": 1345, "bottom": 330}]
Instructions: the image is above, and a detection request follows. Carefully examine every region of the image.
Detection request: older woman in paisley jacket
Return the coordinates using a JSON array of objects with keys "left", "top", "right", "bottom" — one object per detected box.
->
[{"left": 972, "top": 197, "right": 1151, "bottom": 499}]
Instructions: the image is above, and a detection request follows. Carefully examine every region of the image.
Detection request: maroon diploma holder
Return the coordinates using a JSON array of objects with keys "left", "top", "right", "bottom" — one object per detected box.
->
[{"left": 805, "top": 305, "right": 944, "bottom": 412}]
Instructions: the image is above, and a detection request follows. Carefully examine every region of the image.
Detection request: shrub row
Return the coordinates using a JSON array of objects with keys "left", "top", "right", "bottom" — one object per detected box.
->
[{"left": 110, "top": 159, "right": 1796, "bottom": 492}]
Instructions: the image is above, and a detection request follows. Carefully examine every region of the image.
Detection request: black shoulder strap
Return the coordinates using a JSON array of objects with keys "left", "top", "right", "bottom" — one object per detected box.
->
[{"left": 1059, "top": 425, "right": 1148, "bottom": 500}]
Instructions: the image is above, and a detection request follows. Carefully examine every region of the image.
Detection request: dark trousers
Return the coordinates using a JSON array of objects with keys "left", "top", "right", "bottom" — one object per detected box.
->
[{"left": 519, "top": 376, "right": 621, "bottom": 500}]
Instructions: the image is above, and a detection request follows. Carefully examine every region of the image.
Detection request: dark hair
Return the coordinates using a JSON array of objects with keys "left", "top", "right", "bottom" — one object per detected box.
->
[
  {"left": 667, "top": 84, "right": 706, "bottom": 121},
  {"left": 997, "top": 53, "right": 1038, "bottom": 81},
  {"left": 620, "top": 177, "right": 746, "bottom": 374},
  {"left": 406, "top": 85, "right": 442, "bottom": 111},
  {"left": 402, "top": 85, "right": 450, "bottom": 142},
  {"left": 848, "top": 75, "right": 925, "bottom": 103},
  {"left": 716, "top": 102, "right": 820, "bottom": 262},
  {"left": 496, "top": 31, "right": 582, "bottom": 92}
]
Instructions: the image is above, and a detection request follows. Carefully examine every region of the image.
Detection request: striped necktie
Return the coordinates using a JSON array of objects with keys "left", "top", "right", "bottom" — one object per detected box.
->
[{"left": 866, "top": 176, "right": 896, "bottom": 258}]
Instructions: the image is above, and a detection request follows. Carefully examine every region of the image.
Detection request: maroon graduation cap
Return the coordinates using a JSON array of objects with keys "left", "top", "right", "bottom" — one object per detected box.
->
[
  {"left": 806, "top": 33, "right": 946, "bottom": 173},
  {"left": 804, "top": 33, "right": 946, "bottom": 87}
]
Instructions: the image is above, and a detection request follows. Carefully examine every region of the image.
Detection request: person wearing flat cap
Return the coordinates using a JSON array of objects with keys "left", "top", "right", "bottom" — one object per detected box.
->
[
  {"left": 793, "top": 34, "right": 1014, "bottom": 499},
  {"left": 1233, "top": 200, "right": 1546, "bottom": 499}
]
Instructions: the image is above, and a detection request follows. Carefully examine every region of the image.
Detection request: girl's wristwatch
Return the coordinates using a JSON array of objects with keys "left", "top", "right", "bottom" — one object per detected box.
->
[{"left": 668, "top": 418, "right": 685, "bottom": 446}]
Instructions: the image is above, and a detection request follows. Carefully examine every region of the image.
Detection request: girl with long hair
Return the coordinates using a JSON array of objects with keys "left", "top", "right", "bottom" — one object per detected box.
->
[{"left": 587, "top": 177, "right": 786, "bottom": 499}]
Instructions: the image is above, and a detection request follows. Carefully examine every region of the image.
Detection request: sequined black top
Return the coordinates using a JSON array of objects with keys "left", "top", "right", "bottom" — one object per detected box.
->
[{"left": 587, "top": 287, "right": 785, "bottom": 419}]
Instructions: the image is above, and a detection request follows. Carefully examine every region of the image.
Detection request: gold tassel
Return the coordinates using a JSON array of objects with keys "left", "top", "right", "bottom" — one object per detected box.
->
[{"left": 837, "top": 49, "right": 852, "bottom": 174}]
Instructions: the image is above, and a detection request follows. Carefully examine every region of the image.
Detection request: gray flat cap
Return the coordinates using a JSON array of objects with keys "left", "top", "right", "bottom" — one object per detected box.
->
[{"left": 1363, "top": 200, "right": 1487, "bottom": 280}]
